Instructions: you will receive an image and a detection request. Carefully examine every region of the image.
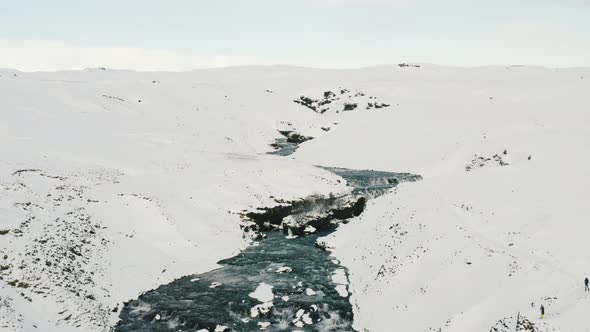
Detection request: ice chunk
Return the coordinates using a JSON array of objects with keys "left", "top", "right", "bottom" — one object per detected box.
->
[
  {"left": 295, "top": 309, "right": 305, "bottom": 319},
  {"left": 276, "top": 266, "right": 293, "bottom": 274},
  {"left": 304, "top": 225, "right": 317, "bottom": 233},
  {"left": 249, "top": 283, "right": 274, "bottom": 302},
  {"left": 250, "top": 302, "right": 273, "bottom": 318},
  {"left": 257, "top": 321, "right": 271, "bottom": 329}
]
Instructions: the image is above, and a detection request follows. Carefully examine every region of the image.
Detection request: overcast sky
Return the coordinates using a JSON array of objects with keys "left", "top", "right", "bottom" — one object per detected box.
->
[{"left": 1, "top": 0, "right": 589, "bottom": 71}]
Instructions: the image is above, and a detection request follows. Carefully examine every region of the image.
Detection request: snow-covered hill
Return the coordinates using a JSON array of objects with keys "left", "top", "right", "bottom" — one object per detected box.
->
[{"left": 1, "top": 65, "right": 589, "bottom": 331}]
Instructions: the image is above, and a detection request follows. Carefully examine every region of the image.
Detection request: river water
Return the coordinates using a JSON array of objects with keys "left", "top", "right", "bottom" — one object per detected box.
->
[
  {"left": 115, "top": 168, "right": 420, "bottom": 332},
  {"left": 268, "top": 138, "right": 300, "bottom": 156}
]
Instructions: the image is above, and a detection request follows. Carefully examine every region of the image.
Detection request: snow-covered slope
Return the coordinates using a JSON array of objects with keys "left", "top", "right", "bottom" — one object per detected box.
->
[
  {"left": 1, "top": 65, "right": 590, "bottom": 331},
  {"left": 293, "top": 65, "right": 590, "bottom": 331},
  {"left": 0, "top": 67, "right": 349, "bottom": 331}
]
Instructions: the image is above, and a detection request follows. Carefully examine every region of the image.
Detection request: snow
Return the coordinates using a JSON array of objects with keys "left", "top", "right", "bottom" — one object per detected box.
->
[
  {"left": 331, "top": 269, "right": 350, "bottom": 297},
  {"left": 250, "top": 302, "right": 273, "bottom": 318},
  {"left": 1, "top": 65, "right": 590, "bottom": 331},
  {"left": 295, "top": 309, "right": 305, "bottom": 319},
  {"left": 275, "top": 266, "right": 293, "bottom": 274},
  {"left": 0, "top": 67, "right": 348, "bottom": 331},
  {"left": 249, "top": 283, "right": 274, "bottom": 302},
  {"left": 331, "top": 269, "right": 348, "bottom": 285},
  {"left": 303, "top": 225, "right": 317, "bottom": 233},
  {"left": 301, "top": 313, "right": 313, "bottom": 325},
  {"left": 292, "top": 308, "right": 314, "bottom": 327},
  {"left": 294, "top": 66, "right": 590, "bottom": 331},
  {"left": 335, "top": 285, "right": 349, "bottom": 298},
  {"left": 257, "top": 321, "right": 271, "bottom": 329},
  {"left": 214, "top": 325, "right": 228, "bottom": 332}
]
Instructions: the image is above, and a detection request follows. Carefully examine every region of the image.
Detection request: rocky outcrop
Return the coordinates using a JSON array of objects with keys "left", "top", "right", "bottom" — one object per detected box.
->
[
  {"left": 240, "top": 194, "right": 366, "bottom": 238},
  {"left": 398, "top": 63, "right": 421, "bottom": 68},
  {"left": 489, "top": 314, "right": 555, "bottom": 332},
  {"left": 465, "top": 151, "right": 510, "bottom": 172},
  {"left": 239, "top": 167, "right": 421, "bottom": 239},
  {"left": 294, "top": 88, "right": 391, "bottom": 114}
]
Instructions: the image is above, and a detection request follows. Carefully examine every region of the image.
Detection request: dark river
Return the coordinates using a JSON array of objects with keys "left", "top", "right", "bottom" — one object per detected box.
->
[{"left": 115, "top": 167, "right": 420, "bottom": 332}]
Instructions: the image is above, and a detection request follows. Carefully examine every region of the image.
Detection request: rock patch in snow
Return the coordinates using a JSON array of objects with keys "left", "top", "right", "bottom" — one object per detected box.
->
[
  {"left": 465, "top": 152, "right": 509, "bottom": 172},
  {"left": 294, "top": 88, "right": 390, "bottom": 114}
]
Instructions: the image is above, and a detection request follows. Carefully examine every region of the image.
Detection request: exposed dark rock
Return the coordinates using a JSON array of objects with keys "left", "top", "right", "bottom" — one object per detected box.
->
[
  {"left": 398, "top": 63, "right": 421, "bottom": 68},
  {"left": 240, "top": 168, "right": 421, "bottom": 239},
  {"left": 101, "top": 95, "right": 125, "bottom": 102},
  {"left": 294, "top": 96, "right": 318, "bottom": 112},
  {"left": 295, "top": 89, "right": 390, "bottom": 114},
  {"left": 244, "top": 204, "right": 293, "bottom": 227},
  {"left": 12, "top": 169, "right": 42, "bottom": 176},
  {"left": 286, "top": 133, "right": 312, "bottom": 144},
  {"left": 343, "top": 103, "right": 358, "bottom": 111},
  {"left": 373, "top": 102, "right": 390, "bottom": 109},
  {"left": 466, "top": 153, "right": 509, "bottom": 172}
]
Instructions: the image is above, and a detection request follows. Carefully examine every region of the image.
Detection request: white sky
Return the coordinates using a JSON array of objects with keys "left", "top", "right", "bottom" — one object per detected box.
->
[{"left": 1, "top": 0, "right": 589, "bottom": 71}]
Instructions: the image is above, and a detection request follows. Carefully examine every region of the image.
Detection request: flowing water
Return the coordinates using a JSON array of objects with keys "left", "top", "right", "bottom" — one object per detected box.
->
[
  {"left": 115, "top": 168, "right": 420, "bottom": 332},
  {"left": 268, "top": 138, "right": 300, "bottom": 156}
]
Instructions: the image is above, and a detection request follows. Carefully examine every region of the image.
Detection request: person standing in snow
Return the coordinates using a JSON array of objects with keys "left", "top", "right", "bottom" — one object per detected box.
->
[
  {"left": 540, "top": 304, "right": 545, "bottom": 319},
  {"left": 585, "top": 277, "right": 589, "bottom": 291}
]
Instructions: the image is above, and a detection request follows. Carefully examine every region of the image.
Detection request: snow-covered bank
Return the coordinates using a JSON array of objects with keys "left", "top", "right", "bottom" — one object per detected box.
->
[
  {"left": 299, "top": 66, "right": 590, "bottom": 331},
  {"left": 0, "top": 68, "right": 348, "bottom": 331},
  {"left": 1, "top": 65, "right": 590, "bottom": 331}
]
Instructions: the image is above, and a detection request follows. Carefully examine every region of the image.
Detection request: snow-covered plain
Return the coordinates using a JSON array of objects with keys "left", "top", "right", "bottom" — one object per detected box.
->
[{"left": 1, "top": 65, "right": 590, "bottom": 331}]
